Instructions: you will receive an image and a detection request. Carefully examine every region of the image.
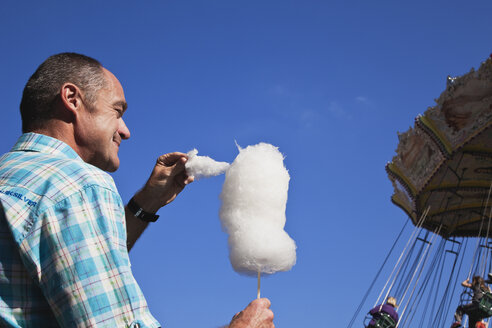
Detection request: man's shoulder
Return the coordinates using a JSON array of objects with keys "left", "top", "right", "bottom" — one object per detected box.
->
[{"left": 0, "top": 150, "right": 118, "bottom": 203}]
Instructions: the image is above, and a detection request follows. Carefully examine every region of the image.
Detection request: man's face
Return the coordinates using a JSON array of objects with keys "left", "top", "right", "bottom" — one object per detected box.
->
[{"left": 77, "top": 68, "right": 130, "bottom": 172}]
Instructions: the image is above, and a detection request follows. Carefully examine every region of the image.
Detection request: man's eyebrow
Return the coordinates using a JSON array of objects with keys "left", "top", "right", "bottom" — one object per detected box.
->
[{"left": 114, "top": 101, "right": 128, "bottom": 112}]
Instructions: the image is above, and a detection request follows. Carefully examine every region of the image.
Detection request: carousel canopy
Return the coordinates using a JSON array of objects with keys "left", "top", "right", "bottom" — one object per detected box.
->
[{"left": 387, "top": 56, "right": 492, "bottom": 237}]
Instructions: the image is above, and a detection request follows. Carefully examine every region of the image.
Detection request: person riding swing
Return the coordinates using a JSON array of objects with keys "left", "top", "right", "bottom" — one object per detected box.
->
[
  {"left": 367, "top": 297, "right": 399, "bottom": 328},
  {"left": 451, "top": 274, "right": 492, "bottom": 328}
]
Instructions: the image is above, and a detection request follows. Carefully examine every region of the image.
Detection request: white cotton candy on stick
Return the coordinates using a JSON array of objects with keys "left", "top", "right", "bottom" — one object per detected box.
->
[
  {"left": 219, "top": 143, "right": 297, "bottom": 277},
  {"left": 185, "top": 149, "right": 230, "bottom": 180},
  {"left": 228, "top": 226, "right": 297, "bottom": 274}
]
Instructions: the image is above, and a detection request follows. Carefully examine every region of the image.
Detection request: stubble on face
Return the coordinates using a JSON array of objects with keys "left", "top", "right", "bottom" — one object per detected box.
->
[{"left": 77, "top": 68, "right": 129, "bottom": 172}]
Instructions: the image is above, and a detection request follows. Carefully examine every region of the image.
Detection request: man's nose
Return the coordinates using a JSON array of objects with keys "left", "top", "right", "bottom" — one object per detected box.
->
[{"left": 118, "top": 118, "right": 131, "bottom": 139}]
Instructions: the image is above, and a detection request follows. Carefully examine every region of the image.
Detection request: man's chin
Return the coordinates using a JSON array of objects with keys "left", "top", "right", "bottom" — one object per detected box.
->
[
  {"left": 105, "top": 165, "right": 119, "bottom": 173},
  {"left": 105, "top": 160, "right": 120, "bottom": 172},
  {"left": 93, "top": 158, "right": 119, "bottom": 172}
]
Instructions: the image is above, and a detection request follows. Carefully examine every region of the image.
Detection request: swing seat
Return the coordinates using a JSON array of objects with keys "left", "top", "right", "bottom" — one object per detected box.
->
[
  {"left": 371, "top": 313, "right": 397, "bottom": 328},
  {"left": 477, "top": 292, "right": 492, "bottom": 317},
  {"left": 466, "top": 292, "right": 492, "bottom": 321}
]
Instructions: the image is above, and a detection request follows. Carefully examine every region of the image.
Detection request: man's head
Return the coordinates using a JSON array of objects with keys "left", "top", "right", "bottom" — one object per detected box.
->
[
  {"left": 20, "top": 53, "right": 106, "bottom": 132},
  {"left": 20, "top": 53, "right": 130, "bottom": 172}
]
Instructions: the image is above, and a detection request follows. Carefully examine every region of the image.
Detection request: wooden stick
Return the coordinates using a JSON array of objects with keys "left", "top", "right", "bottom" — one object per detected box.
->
[{"left": 257, "top": 271, "right": 261, "bottom": 299}]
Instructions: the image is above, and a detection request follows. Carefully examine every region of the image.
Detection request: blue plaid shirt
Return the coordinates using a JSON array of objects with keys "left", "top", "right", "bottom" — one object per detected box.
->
[{"left": 0, "top": 133, "right": 160, "bottom": 328}]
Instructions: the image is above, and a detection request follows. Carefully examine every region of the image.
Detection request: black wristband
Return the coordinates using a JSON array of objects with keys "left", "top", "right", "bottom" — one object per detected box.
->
[{"left": 127, "top": 197, "right": 159, "bottom": 222}]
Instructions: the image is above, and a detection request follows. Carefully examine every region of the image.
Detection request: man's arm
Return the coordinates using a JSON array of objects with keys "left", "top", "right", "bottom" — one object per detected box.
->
[
  {"left": 25, "top": 187, "right": 161, "bottom": 327},
  {"left": 126, "top": 152, "right": 193, "bottom": 251},
  {"left": 461, "top": 279, "right": 472, "bottom": 288}
]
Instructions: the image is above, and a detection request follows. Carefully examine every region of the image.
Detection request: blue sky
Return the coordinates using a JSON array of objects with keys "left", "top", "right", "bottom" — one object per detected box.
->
[{"left": 1, "top": 1, "right": 491, "bottom": 327}]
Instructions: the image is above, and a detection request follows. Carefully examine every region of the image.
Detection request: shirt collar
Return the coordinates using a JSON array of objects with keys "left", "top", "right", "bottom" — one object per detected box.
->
[{"left": 11, "top": 133, "right": 82, "bottom": 161}]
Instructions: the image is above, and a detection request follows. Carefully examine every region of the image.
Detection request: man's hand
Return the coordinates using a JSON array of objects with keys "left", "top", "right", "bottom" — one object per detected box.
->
[
  {"left": 228, "top": 298, "right": 275, "bottom": 328},
  {"left": 126, "top": 152, "right": 194, "bottom": 251},
  {"left": 134, "top": 152, "right": 194, "bottom": 212}
]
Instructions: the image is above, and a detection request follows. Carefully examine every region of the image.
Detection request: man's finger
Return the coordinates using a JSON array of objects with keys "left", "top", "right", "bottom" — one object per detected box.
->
[
  {"left": 185, "top": 175, "right": 194, "bottom": 185},
  {"left": 174, "top": 171, "right": 192, "bottom": 188},
  {"left": 254, "top": 298, "right": 271, "bottom": 309},
  {"left": 157, "top": 152, "right": 187, "bottom": 166},
  {"left": 231, "top": 311, "right": 242, "bottom": 321}
]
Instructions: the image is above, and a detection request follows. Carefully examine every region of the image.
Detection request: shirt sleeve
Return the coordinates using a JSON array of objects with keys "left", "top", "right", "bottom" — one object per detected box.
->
[
  {"left": 369, "top": 305, "right": 379, "bottom": 315},
  {"left": 18, "top": 185, "right": 160, "bottom": 328}
]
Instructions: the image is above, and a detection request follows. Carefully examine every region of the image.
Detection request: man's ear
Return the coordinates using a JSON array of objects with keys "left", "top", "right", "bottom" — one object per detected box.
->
[{"left": 60, "top": 83, "right": 83, "bottom": 116}]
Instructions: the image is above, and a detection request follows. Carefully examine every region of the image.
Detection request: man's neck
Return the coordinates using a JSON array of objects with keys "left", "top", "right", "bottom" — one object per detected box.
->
[{"left": 31, "top": 123, "right": 80, "bottom": 157}]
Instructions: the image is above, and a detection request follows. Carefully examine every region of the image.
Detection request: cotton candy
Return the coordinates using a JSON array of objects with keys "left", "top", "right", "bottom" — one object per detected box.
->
[
  {"left": 185, "top": 149, "right": 230, "bottom": 180},
  {"left": 219, "top": 143, "right": 297, "bottom": 276}
]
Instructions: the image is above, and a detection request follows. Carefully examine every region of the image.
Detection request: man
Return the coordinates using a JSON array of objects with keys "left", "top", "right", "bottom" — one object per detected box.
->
[
  {"left": 0, "top": 53, "right": 274, "bottom": 328},
  {"left": 367, "top": 297, "right": 399, "bottom": 328}
]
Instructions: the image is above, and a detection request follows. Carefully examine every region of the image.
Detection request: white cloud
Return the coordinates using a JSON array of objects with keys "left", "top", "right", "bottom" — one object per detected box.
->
[
  {"left": 355, "top": 96, "right": 373, "bottom": 108},
  {"left": 327, "top": 101, "right": 352, "bottom": 119},
  {"left": 300, "top": 109, "right": 318, "bottom": 128}
]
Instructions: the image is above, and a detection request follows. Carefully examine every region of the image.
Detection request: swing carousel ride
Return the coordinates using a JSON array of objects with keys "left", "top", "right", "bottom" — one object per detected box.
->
[{"left": 348, "top": 55, "right": 492, "bottom": 328}]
